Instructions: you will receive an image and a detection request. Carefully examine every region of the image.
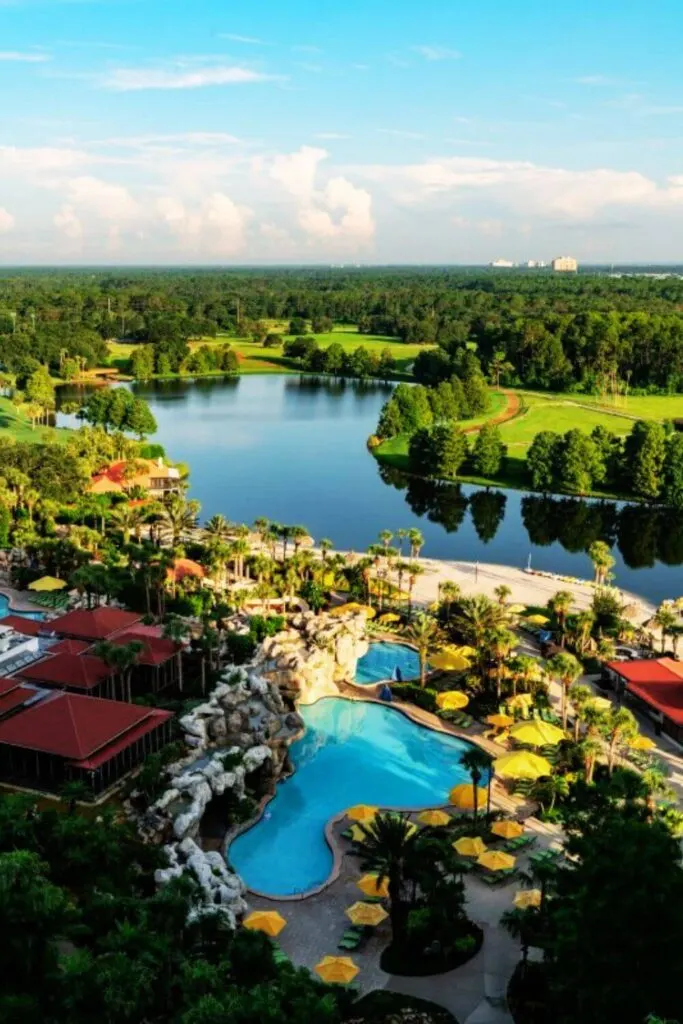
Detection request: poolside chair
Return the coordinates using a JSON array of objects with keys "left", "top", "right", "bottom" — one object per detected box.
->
[
  {"left": 338, "top": 932, "right": 362, "bottom": 951},
  {"left": 340, "top": 828, "right": 354, "bottom": 840}
]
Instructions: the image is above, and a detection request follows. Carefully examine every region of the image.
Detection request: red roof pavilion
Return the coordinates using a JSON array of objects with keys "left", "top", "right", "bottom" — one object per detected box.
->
[
  {"left": 49, "top": 607, "right": 143, "bottom": 641},
  {"left": 18, "top": 652, "right": 114, "bottom": 692},
  {"left": 1, "top": 615, "right": 44, "bottom": 637}
]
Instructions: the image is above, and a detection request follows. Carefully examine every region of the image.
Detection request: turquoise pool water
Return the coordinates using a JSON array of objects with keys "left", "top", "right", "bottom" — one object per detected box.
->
[
  {"left": 355, "top": 641, "right": 421, "bottom": 685},
  {"left": 0, "top": 595, "right": 43, "bottom": 621},
  {"left": 228, "top": 697, "right": 478, "bottom": 896}
]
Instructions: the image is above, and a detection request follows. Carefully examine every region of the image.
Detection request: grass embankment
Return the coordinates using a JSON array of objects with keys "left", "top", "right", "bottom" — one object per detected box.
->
[
  {"left": 373, "top": 387, "right": 683, "bottom": 496},
  {"left": 108, "top": 324, "right": 431, "bottom": 378},
  {"left": 0, "top": 397, "right": 68, "bottom": 444}
]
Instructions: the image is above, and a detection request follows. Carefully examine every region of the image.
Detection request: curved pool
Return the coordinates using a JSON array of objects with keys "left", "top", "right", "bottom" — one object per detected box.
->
[
  {"left": 228, "top": 697, "right": 478, "bottom": 897},
  {"left": 355, "top": 641, "right": 421, "bottom": 685},
  {"left": 0, "top": 594, "right": 43, "bottom": 621}
]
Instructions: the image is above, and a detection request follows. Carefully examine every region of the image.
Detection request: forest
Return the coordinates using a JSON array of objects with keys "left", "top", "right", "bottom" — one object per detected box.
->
[{"left": 1, "top": 268, "right": 683, "bottom": 392}]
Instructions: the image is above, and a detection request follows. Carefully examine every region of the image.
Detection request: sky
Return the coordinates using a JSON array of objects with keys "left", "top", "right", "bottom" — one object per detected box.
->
[{"left": 1, "top": 0, "right": 683, "bottom": 264}]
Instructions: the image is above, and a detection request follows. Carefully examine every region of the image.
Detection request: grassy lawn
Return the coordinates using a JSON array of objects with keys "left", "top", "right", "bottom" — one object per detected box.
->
[
  {"left": 553, "top": 391, "right": 683, "bottom": 420},
  {"left": 107, "top": 325, "right": 430, "bottom": 376},
  {"left": 0, "top": 397, "right": 69, "bottom": 444},
  {"left": 499, "top": 392, "right": 638, "bottom": 457}
]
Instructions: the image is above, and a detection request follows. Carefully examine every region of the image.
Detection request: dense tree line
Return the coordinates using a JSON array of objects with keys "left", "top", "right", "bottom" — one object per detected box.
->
[
  {"left": 129, "top": 341, "right": 238, "bottom": 378},
  {"left": 77, "top": 388, "right": 158, "bottom": 439},
  {"left": 283, "top": 337, "right": 397, "bottom": 380},
  {"left": 4, "top": 268, "right": 683, "bottom": 391},
  {"left": 527, "top": 420, "right": 683, "bottom": 505},
  {"left": 408, "top": 423, "right": 507, "bottom": 481}
]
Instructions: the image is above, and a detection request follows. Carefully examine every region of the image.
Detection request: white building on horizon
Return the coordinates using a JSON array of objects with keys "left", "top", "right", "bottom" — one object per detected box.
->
[
  {"left": 490, "top": 259, "right": 516, "bottom": 268},
  {"left": 552, "top": 256, "right": 578, "bottom": 273}
]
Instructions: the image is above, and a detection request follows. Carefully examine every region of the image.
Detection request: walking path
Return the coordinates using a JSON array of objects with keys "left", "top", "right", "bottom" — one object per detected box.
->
[{"left": 462, "top": 390, "right": 522, "bottom": 435}]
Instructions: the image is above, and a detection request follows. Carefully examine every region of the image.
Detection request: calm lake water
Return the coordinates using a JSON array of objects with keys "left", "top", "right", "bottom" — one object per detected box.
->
[{"left": 59, "top": 375, "right": 683, "bottom": 604}]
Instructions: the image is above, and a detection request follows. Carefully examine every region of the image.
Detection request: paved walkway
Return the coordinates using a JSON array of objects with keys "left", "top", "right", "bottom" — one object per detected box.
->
[
  {"left": 246, "top": 810, "right": 566, "bottom": 1022},
  {"left": 0, "top": 584, "right": 45, "bottom": 614}
]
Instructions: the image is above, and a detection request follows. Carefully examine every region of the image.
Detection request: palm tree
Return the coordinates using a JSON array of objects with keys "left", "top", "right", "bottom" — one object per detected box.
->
[
  {"left": 548, "top": 589, "right": 574, "bottom": 646},
  {"left": 460, "top": 748, "right": 493, "bottom": 823},
  {"left": 454, "top": 594, "right": 509, "bottom": 669},
  {"left": 159, "top": 494, "right": 201, "bottom": 547},
  {"left": 205, "top": 513, "right": 231, "bottom": 544},
  {"left": 94, "top": 639, "right": 144, "bottom": 702},
  {"left": 494, "top": 583, "right": 512, "bottom": 605},
  {"left": 652, "top": 604, "right": 679, "bottom": 654},
  {"left": 501, "top": 907, "right": 539, "bottom": 970},
  {"left": 396, "top": 528, "right": 408, "bottom": 556},
  {"left": 290, "top": 525, "right": 310, "bottom": 557},
  {"left": 529, "top": 773, "right": 569, "bottom": 814},
  {"left": 588, "top": 539, "right": 615, "bottom": 585},
  {"left": 355, "top": 812, "right": 419, "bottom": 948},
  {"left": 406, "top": 563, "right": 425, "bottom": 612},
  {"left": 568, "top": 682, "right": 596, "bottom": 741},
  {"left": 508, "top": 654, "right": 545, "bottom": 698},
  {"left": 601, "top": 706, "right": 639, "bottom": 774},
  {"left": 379, "top": 529, "right": 394, "bottom": 554},
  {"left": 579, "top": 734, "right": 603, "bottom": 784},
  {"left": 394, "top": 560, "right": 411, "bottom": 611},
  {"left": 405, "top": 613, "right": 442, "bottom": 687},
  {"left": 568, "top": 610, "right": 596, "bottom": 655},
  {"left": 547, "top": 651, "right": 582, "bottom": 731},
  {"left": 487, "top": 627, "right": 518, "bottom": 697},
  {"left": 489, "top": 350, "right": 515, "bottom": 389},
  {"left": 229, "top": 538, "right": 250, "bottom": 580},
  {"left": 110, "top": 504, "right": 138, "bottom": 545},
  {"left": 162, "top": 616, "right": 189, "bottom": 692},
  {"left": 407, "top": 527, "right": 424, "bottom": 561},
  {"left": 319, "top": 537, "right": 333, "bottom": 563},
  {"left": 439, "top": 581, "right": 461, "bottom": 621}
]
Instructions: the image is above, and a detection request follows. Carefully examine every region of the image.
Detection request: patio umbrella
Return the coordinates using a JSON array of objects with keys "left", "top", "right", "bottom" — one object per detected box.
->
[
  {"left": 356, "top": 873, "right": 389, "bottom": 898},
  {"left": 417, "top": 809, "right": 451, "bottom": 827},
  {"left": 430, "top": 650, "right": 471, "bottom": 673},
  {"left": 525, "top": 614, "right": 549, "bottom": 626},
  {"left": 454, "top": 836, "right": 487, "bottom": 857},
  {"left": 514, "top": 889, "right": 542, "bottom": 909},
  {"left": 509, "top": 720, "right": 565, "bottom": 747},
  {"left": 506, "top": 693, "right": 534, "bottom": 711},
  {"left": 449, "top": 783, "right": 488, "bottom": 810},
  {"left": 477, "top": 850, "right": 516, "bottom": 872},
  {"left": 243, "top": 910, "right": 287, "bottom": 937},
  {"left": 346, "top": 804, "right": 378, "bottom": 822},
  {"left": 508, "top": 604, "right": 527, "bottom": 614},
  {"left": 330, "top": 603, "right": 375, "bottom": 619},
  {"left": 494, "top": 750, "right": 552, "bottom": 780},
  {"left": 629, "top": 734, "right": 656, "bottom": 751},
  {"left": 378, "top": 612, "right": 401, "bottom": 624},
  {"left": 491, "top": 820, "right": 524, "bottom": 839},
  {"left": 349, "top": 824, "right": 369, "bottom": 843},
  {"left": 346, "top": 901, "right": 388, "bottom": 926},
  {"left": 486, "top": 713, "right": 515, "bottom": 729},
  {"left": 589, "top": 696, "right": 612, "bottom": 712},
  {"left": 314, "top": 956, "right": 360, "bottom": 984},
  {"left": 28, "top": 576, "right": 66, "bottom": 592},
  {"left": 436, "top": 690, "right": 470, "bottom": 711}
]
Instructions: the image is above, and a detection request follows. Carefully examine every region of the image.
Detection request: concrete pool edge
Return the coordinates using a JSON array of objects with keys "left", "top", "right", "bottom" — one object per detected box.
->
[
  {"left": 224, "top": 691, "right": 505, "bottom": 903},
  {"left": 0, "top": 586, "right": 46, "bottom": 616}
]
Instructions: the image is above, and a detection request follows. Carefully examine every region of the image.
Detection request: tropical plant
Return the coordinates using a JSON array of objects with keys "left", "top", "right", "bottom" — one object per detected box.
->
[
  {"left": 93, "top": 639, "right": 144, "bottom": 702},
  {"left": 354, "top": 812, "right": 419, "bottom": 948},
  {"left": 494, "top": 583, "right": 512, "bottom": 605},
  {"left": 405, "top": 613, "right": 443, "bottom": 687},
  {"left": 159, "top": 493, "right": 201, "bottom": 547},
  {"left": 548, "top": 589, "right": 574, "bottom": 645},
  {"left": 501, "top": 906, "right": 540, "bottom": 968},
  {"left": 548, "top": 651, "right": 583, "bottom": 731},
  {"left": 460, "top": 748, "right": 493, "bottom": 823},
  {"left": 530, "top": 773, "right": 569, "bottom": 814},
  {"left": 588, "top": 539, "right": 616, "bottom": 585},
  {"left": 652, "top": 603, "right": 680, "bottom": 653}
]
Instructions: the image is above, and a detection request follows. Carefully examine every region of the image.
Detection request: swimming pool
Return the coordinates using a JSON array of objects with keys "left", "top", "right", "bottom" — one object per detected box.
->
[
  {"left": 228, "top": 697, "right": 479, "bottom": 896},
  {"left": 355, "top": 641, "right": 421, "bottom": 685},
  {"left": 0, "top": 594, "right": 43, "bottom": 621}
]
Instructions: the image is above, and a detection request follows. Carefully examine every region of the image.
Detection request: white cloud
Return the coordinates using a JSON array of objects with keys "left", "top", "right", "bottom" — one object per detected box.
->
[
  {"left": 0, "top": 208, "right": 14, "bottom": 232},
  {"left": 270, "top": 145, "right": 327, "bottom": 199},
  {"left": 156, "top": 192, "right": 252, "bottom": 255},
  {"left": 102, "top": 65, "right": 281, "bottom": 91},
  {"left": 54, "top": 203, "right": 83, "bottom": 240},
  {"left": 63, "top": 176, "right": 140, "bottom": 222},
  {"left": 298, "top": 176, "right": 374, "bottom": 243},
  {"left": 412, "top": 45, "right": 461, "bottom": 61},
  {"left": 0, "top": 50, "right": 49, "bottom": 62},
  {"left": 220, "top": 33, "right": 270, "bottom": 45}
]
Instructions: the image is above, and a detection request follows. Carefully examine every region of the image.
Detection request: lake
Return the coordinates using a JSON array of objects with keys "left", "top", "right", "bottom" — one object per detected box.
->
[{"left": 60, "top": 375, "right": 683, "bottom": 604}]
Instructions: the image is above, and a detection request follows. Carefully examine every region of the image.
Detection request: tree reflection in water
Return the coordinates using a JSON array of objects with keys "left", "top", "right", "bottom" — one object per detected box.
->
[{"left": 378, "top": 463, "right": 683, "bottom": 570}]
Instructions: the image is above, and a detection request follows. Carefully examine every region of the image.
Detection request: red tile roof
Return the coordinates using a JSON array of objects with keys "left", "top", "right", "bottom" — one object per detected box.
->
[
  {"left": 49, "top": 638, "right": 91, "bottom": 655},
  {"left": 1, "top": 615, "right": 43, "bottom": 637},
  {"left": 111, "top": 629, "right": 179, "bottom": 666},
  {"left": 606, "top": 658, "right": 683, "bottom": 684},
  {"left": 18, "top": 652, "right": 113, "bottom": 691},
  {"left": 0, "top": 691, "right": 172, "bottom": 762},
  {"left": 49, "top": 607, "right": 142, "bottom": 641},
  {"left": 74, "top": 708, "right": 171, "bottom": 770},
  {"left": 0, "top": 684, "right": 42, "bottom": 718}
]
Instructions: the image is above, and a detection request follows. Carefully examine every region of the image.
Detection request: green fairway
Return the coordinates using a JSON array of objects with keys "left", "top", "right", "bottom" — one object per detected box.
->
[
  {"left": 499, "top": 392, "right": 638, "bottom": 456},
  {"left": 0, "top": 397, "right": 68, "bottom": 444}
]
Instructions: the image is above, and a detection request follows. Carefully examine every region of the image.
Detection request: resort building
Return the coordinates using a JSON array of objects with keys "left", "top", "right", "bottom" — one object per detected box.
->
[
  {"left": 0, "top": 688, "right": 173, "bottom": 795},
  {"left": 604, "top": 657, "right": 683, "bottom": 744},
  {"left": 88, "top": 457, "right": 181, "bottom": 498},
  {"left": 551, "top": 256, "right": 578, "bottom": 273}
]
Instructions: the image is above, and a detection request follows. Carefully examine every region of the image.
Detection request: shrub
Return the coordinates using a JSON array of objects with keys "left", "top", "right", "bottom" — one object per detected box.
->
[
  {"left": 366, "top": 434, "right": 382, "bottom": 449},
  {"left": 391, "top": 682, "right": 438, "bottom": 712}
]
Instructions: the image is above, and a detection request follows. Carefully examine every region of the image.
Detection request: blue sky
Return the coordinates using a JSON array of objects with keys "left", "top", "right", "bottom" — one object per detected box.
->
[{"left": 0, "top": 0, "right": 682, "bottom": 263}]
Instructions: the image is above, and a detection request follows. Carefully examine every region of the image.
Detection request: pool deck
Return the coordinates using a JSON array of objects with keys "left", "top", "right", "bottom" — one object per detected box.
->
[
  {"left": 0, "top": 584, "right": 46, "bottom": 614},
  {"left": 249, "top": 811, "right": 564, "bottom": 1023}
]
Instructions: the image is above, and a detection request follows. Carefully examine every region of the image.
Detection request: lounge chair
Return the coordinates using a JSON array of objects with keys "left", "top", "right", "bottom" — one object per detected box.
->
[{"left": 338, "top": 929, "right": 362, "bottom": 951}]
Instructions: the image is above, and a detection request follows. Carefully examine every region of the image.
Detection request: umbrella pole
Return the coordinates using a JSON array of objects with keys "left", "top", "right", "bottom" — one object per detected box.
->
[{"left": 486, "top": 774, "right": 492, "bottom": 823}]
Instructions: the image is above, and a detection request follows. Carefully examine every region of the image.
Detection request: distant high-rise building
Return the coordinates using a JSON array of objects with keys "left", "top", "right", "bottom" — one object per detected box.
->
[
  {"left": 526, "top": 260, "right": 546, "bottom": 268},
  {"left": 552, "top": 256, "right": 578, "bottom": 273}
]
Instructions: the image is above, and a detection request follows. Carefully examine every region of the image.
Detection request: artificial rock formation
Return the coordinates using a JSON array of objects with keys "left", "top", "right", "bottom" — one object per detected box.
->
[{"left": 254, "top": 609, "right": 369, "bottom": 704}]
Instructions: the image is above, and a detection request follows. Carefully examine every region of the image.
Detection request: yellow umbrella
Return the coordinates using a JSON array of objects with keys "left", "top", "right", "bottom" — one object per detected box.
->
[
  {"left": 28, "top": 575, "right": 66, "bottom": 592},
  {"left": 243, "top": 910, "right": 287, "bottom": 937},
  {"left": 486, "top": 713, "right": 515, "bottom": 729},
  {"left": 477, "top": 850, "right": 516, "bottom": 872},
  {"left": 314, "top": 956, "right": 360, "bottom": 984},
  {"left": 329, "top": 603, "right": 375, "bottom": 619},
  {"left": 449, "top": 783, "right": 488, "bottom": 810},
  {"left": 630, "top": 734, "right": 657, "bottom": 751},
  {"left": 508, "top": 604, "right": 527, "bottom": 614},
  {"left": 378, "top": 612, "right": 401, "bottom": 624},
  {"left": 514, "top": 889, "right": 542, "bottom": 909},
  {"left": 507, "top": 693, "right": 533, "bottom": 710},
  {"left": 491, "top": 820, "right": 524, "bottom": 839},
  {"left": 525, "top": 614, "right": 549, "bottom": 626},
  {"left": 430, "top": 651, "right": 471, "bottom": 673},
  {"left": 509, "top": 720, "right": 565, "bottom": 747},
  {"left": 346, "top": 804, "right": 378, "bottom": 822},
  {"left": 349, "top": 824, "right": 368, "bottom": 843},
  {"left": 417, "top": 809, "right": 451, "bottom": 827},
  {"left": 346, "top": 901, "right": 388, "bottom": 926},
  {"left": 494, "top": 750, "right": 552, "bottom": 780},
  {"left": 436, "top": 690, "right": 470, "bottom": 711},
  {"left": 454, "top": 836, "right": 487, "bottom": 857},
  {"left": 357, "top": 873, "right": 389, "bottom": 898}
]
